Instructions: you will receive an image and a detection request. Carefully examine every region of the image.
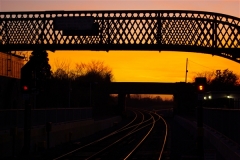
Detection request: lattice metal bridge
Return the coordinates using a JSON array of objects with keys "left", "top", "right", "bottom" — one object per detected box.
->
[{"left": 0, "top": 10, "right": 240, "bottom": 62}]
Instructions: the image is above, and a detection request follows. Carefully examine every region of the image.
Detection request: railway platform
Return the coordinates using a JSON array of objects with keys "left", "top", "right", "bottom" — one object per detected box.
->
[{"left": 171, "top": 115, "right": 237, "bottom": 160}]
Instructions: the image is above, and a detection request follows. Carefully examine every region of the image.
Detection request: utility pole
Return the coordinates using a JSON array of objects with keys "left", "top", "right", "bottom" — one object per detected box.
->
[{"left": 185, "top": 58, "right": 188, "bottom": 83}]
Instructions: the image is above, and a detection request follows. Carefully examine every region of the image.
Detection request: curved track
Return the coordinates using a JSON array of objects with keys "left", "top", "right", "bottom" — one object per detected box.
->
[{"left": 52, "top": 108, "right": 168, "bottom": 160}]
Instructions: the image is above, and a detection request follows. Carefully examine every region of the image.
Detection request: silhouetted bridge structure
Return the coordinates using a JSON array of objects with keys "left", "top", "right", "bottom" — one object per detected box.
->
[
  {"left": 109, "top": 82, "right": 193, "bottom": 94},
  {"left": 108, "top": 82, "right": 194, "bottom": 113},
  {"left": 0, "top": 10, "right": 240, "bottom": 62}
]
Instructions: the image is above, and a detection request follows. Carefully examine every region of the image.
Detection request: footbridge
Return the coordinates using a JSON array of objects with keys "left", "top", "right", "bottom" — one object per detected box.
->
[{"left": 0, "top": 10, "right": 240, "bottom": 62}]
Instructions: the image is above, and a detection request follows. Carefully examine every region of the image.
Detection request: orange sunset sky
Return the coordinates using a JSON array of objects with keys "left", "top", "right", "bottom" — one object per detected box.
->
[{"left": 1, "top": 0, "right": 240, "bottom": 83}]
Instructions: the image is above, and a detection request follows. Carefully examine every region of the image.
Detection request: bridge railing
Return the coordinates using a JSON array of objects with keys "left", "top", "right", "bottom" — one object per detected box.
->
[{"left": 0, "top": 10, "right": 239, "bottom": 60}]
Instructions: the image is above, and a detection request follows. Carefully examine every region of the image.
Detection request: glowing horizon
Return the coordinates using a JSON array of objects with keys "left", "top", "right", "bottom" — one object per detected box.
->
[{"left": 47, "top": 50, "right": 240, "bottom": 83}]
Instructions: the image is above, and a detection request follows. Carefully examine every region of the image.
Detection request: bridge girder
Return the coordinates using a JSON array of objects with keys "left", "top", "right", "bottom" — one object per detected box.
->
[
  {"left": 0, "top": 10, "right": 240, "bottom": 62},
  {"left": 109, "top": 82, "right": 194, "bottom": 94}
]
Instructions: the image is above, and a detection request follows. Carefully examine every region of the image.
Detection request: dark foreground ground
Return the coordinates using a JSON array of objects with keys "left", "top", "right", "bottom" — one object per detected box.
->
[
  {"left": 4, "top": 113, "right": 226, "bottom": 160},
  {"left": 169, "top": 116, "right": 225, "bottom": 160}
]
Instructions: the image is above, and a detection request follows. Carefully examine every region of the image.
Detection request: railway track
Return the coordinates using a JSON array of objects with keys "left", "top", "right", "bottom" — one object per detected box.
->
[{"left": 52, "top": 108, "right": 168, "bottom": 160}]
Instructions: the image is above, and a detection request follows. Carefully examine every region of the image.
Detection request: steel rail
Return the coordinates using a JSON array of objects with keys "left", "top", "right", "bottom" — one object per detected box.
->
[
  {"left": 54, "top": 109, "right": 163, "bottom": 160},
  {"left": 85, "top": 109, "right": 157, "bottom": 160},
  {"left": 59, "top": 109, "right": 152, "bottom": 160},
  {"left": 84, "top": 110, "right": 149, "bottom": 159},
  {"left": 128, "top": 108, "right": 168, "bottom": 160},
  {"left": 123, "top": 111, "right": 156, "bottom": 159},
  {"left": 53, "top": 109, "right": 138, "bottom": 160},
  {"left": 157, "top": 112, "right": 168, "bottom": 160}
]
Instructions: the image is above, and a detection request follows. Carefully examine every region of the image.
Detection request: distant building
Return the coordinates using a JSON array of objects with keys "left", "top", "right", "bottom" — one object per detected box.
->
[
  {"left": 0, "top": 51, "right": 25, "bottom": 79},
  {"left": 203, "top": 91, "right": 240, "bottom": 109}
]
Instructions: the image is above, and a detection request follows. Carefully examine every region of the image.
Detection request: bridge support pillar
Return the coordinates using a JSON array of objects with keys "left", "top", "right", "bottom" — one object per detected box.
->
[{"left": 117, "top": 93, "right": 126, "bottom": 115}]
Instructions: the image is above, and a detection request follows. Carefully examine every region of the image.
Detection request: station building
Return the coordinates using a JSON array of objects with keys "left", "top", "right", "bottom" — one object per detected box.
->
[
  {"left": 0, "top": 52, "right": 25, "bottom": 109},
  {"left": 0, "top": 51, "right": 25, "bottom": 79}
]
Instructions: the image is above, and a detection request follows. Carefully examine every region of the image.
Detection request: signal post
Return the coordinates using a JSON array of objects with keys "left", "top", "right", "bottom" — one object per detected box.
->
[
  {"left": 20, "top": 61, "right": 33, "bottom": 157},
  {"left": 195, "top": 77, "right": 207, "bottom": 160}
]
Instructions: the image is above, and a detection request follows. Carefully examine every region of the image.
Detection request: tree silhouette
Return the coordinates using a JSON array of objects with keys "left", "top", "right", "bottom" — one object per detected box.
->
[
  {"left": 29, "top": 50, "right": 51, "bottom": 91},
  {"left": 192, "top": 71, "right": 215, "bottom": 84},
  {"left": 49, "top": 60, "right": 113, "bottom": 111},
  {"left": 52, "top": 68, "right": 68, "bottom": 80},
  {"left": 210, "top": 69, "right": 239, "bottom": 90},
  {"left": 74, "top": 61, "right": 113, "bottom": 82},
  {"left": 193, "top": 69, "right": 240, "bottom": 90}
]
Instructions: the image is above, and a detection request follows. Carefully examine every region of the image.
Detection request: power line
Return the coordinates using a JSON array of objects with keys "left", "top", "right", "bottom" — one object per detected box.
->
[{"left": 188, "top": 59, "right": 215, "bottom": 71}]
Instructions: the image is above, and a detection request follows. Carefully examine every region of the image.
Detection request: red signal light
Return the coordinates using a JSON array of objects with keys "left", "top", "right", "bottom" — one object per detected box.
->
[{"left": 23, "top": 85, "right": 28, "bottom": 91}]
